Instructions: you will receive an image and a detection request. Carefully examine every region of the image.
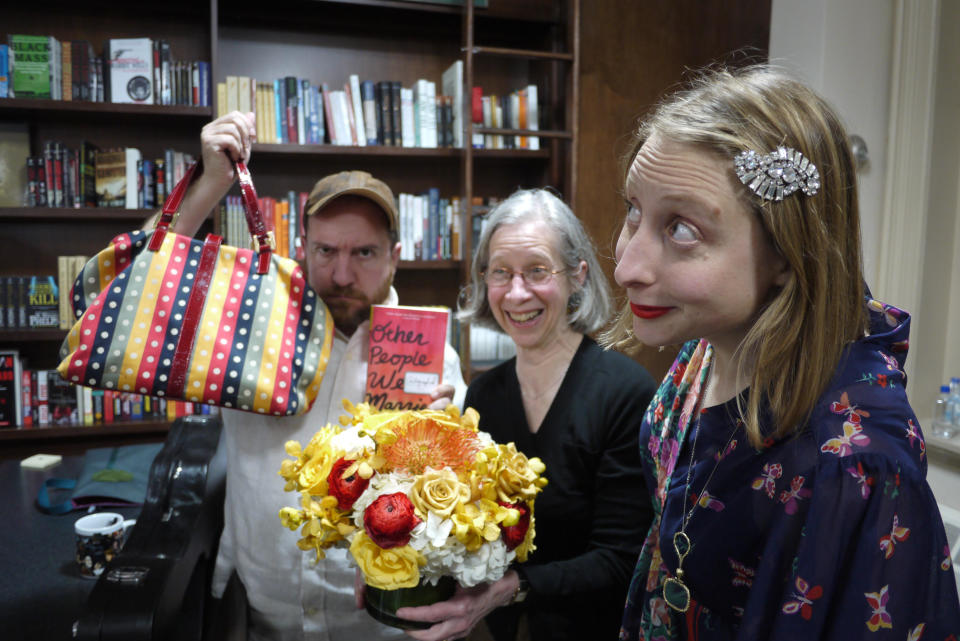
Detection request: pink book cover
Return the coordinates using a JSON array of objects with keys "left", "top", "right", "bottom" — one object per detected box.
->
[{"left": 365, "top": 305, "right": 449, "bottom": 411}]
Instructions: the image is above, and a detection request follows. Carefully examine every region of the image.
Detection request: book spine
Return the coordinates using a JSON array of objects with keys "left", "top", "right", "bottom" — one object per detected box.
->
[
  {"left": 361, "top": 80, "right": 377, "bottom": 145},
  {"left": 43, "top": 141, "right": 55, "bottom": 207},
  {"left": 20, "top": 368, "right": 32, "bottom": 427},
  {"left": 26, "top": 157, "right": 37, "bottom": 207},
  {"left": 377, "top": 81, "right": 392, "bottom": 146},
  {"left": 53, "top": 141, "right": 64, "bottom": 207},
  {"left": 297, "top": 79, "right": 306, "bottom": 144},
  {"left": 285, "top": 76, "right": 298, "bottom": 144},
  {"left": 160, "top": 41, "right": 171, "bottom": 105},
  {"left": 61, "top": 40, "right": 72, "bottom": 102},
  {"left": 390, "top": 81, "right": 402, "bottom": 147},
  {"left": 349, "top": 74, "right": 367, "bottom": 147},
  {"left": 472, "top": 87, "right": 484, "bottom": 148},
  {"left": 192, "top": 61, "right": 200, "bottom": 106},
  {"left": 343, "top": 83, "right": 358, "bottom": 145},
  {"left": 320, "top": 83, "right": 336, "bottom": 145},
  {"left": 430, "top": 188, "right": 441, "bottom": 260},
  {"left": 0, "top": 44, "right": 8, "bottom": 98}
]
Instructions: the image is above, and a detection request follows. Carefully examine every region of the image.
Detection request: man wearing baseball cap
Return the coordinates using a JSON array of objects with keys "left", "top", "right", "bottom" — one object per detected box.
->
[{"left": 161, "top": 112, "right": 466, "bottom": 641}]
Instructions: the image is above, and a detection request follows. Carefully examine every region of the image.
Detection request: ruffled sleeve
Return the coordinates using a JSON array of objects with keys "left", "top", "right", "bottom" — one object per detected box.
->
[{"left": 754, "top": 449, "right": 959, "bottom": 639}]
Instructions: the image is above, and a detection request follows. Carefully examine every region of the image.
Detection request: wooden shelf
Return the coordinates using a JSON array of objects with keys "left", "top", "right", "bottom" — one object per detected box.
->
[
  {"left": 470, "top": 46, "right": 574, "bottom": 61},
  {"left": 252, "top": 143, "right": 461, "bottom": 158},
  {"left": 0, "top": 420, "right": 171, "bottom": 443},
  {"left": 473, "top": 127, "right": 572, "bottom": 140},
  {"left": 224, "top": 0, "right": 559, "bottom": 24},
  {"left": 399, "top": 259, "right": 460, "bottom": 270},
  {"left": 0, "top": 97, "right": 211, "bottom": 120},
  {"left": 250, "top": 143, "right": 550, "bottom": 159},
  {"left": 0, "top": 420, "right": 172, "bottom": 458},
  {"left": 0, "top": 207, "right": 154, "bottom": 221},
  {"left": 0, "top": 329, "right": 67, "bottom": 342}
]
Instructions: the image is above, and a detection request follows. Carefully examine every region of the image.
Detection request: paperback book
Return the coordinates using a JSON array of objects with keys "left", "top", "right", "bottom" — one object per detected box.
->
[
  {"left": 0, "top": 350, "right": 22, "bottom": 427},
  {"left": 364, "top": 305, "right": 449, "bottom": 411}
]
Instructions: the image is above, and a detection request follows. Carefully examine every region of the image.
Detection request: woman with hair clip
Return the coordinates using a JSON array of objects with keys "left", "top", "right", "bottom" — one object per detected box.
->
[
  {"left": 397, "top": 188, "right": 657, "bottom": 641},
  {"left": 610, "top": 64, "right": 960, "bottom": 639}
]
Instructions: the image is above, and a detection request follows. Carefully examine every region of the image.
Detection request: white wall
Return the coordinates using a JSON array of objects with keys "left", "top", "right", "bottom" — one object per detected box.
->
[
  {"left": 768, "top": 0, "right": 894, "bottom": 286},
  {"left": 770, "top": 0, "right": 960, "bottom": 504}
]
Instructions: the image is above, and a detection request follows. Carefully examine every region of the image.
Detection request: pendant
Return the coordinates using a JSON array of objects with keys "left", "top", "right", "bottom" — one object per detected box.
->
[{"left": 663, "top": 531, "right": 692, "bottom": 612}]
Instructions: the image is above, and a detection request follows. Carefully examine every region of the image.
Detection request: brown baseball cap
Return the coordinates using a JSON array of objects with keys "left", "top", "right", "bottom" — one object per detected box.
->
[{"left": 304, "top": 170, "right": 398, "bottom": 232}]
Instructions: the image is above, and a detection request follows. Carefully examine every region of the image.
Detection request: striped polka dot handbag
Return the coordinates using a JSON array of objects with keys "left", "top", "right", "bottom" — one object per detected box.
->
[{"left": 57, "top": 160, "right": 334, "bottom": 416}]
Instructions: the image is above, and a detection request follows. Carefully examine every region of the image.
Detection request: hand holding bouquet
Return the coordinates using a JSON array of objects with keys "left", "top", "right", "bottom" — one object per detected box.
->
[{"left": 278, "top": 401, "right": 547, "bottom": 593}]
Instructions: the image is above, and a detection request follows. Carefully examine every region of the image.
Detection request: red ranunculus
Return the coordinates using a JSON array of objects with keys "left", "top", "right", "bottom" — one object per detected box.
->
[
  {"left": 363, "top": 492, "right": 421, "bottom": 549},
  {"left": 327, "top": 457, "right": 371, "bottom": 511},
  {"left": 498, "top": 501, "right": 530, "bottom": 551}
]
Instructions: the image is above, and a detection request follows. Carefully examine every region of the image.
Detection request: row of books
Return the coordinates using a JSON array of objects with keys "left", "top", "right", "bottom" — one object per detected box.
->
[
  {"left": 0, "top": 351, "right": 216, "bottom": 428},
  {"left": 2, "top": 257, "right": 92, "bottom": 333},
  {"left": 219, "top": 192, "right": 308, "bottom": 260},
  {"left": 24, "top": 141, "right": 195, "bottom": 209},
  {"left": 0, "top": 36, "right": 210, "bottom": 106},
  {"left": 471, "top": 85, "right": 541, "bottom": 150},
  {"left": 221, "top": 72, "right": 459, "bottom": 148},
  {"left": 220, "top": 188, "right": 490, "bottom": 263},
  {"left": 0, "top": 275, "right": 59, "bottom": 330},
  {"left": 469, "top": 324, "right": 518, "bottom": 364},
  {"left": 397, "top": 191, "right": 463, "bottom": 261}
]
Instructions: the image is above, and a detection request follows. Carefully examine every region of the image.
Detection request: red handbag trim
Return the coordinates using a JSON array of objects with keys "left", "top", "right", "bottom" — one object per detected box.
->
[
  {"left": 166, "top": 233, "right": 223, "bottom": 399},
  {"left": 235, "top": 161, "right": 273, "bottom": 274},
  {"left": 149, "top": 162, "right": 202, "bottom": 252}
]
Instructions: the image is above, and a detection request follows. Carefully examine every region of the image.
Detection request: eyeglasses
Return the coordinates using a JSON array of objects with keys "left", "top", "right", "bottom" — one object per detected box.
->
[{"left": 482, "top": 266, "right": 565, "bottom": 287}]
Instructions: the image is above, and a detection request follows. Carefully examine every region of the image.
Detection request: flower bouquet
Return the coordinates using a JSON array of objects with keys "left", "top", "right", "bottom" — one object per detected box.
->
[{"left": 278, "top": 401, "right": 548, "bottom": 629}]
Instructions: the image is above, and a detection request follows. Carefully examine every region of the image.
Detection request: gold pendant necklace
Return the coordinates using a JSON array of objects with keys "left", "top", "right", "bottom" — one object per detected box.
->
[{"left": 662, "top": 378, "right": 739, "bottom": 613}]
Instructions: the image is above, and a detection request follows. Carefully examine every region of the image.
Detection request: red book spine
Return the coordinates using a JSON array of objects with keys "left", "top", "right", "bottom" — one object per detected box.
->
[
  {"left": 20, "top": 369, "right": 33, "bottom": 427},
  {"left": 472, "top": 87, "right": 483, "bottom": 124}
]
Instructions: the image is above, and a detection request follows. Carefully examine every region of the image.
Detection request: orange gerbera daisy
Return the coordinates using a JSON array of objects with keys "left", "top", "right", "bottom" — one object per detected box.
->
[{"left": 380, "top": 412, "right": 481, "bottom": 476}]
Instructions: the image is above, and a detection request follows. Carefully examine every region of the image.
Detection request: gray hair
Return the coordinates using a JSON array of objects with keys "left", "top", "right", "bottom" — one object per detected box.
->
[{"left": 457, "top": 188, "right": 612, "bottom": 334}]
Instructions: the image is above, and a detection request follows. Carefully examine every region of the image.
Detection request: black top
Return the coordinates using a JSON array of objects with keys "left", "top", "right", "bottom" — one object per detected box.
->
[{"left": 465, "top": 336, "right": 656, "bottom": 641}]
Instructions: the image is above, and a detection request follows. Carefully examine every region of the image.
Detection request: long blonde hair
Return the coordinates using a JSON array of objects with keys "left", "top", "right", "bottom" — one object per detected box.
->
[{"left": 604, "top": 65, "right": 868, "bottom": 446}]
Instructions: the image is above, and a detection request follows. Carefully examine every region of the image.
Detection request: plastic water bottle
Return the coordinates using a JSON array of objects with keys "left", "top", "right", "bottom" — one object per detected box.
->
[
  {"left": 950, "top": 377, "right": 960, "bottom": 429},
  {"left": 933, "top": 385, "right": 957, "bottom": 439}
]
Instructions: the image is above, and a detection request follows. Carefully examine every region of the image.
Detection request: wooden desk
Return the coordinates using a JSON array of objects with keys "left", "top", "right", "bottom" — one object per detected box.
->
[{"left": 0, "top": 454, "right": 141, "bottom": 640}]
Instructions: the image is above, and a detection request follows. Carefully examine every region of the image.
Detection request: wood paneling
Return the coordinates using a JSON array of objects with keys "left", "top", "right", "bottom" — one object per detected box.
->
[{"left": 576, "top": 0, "right": 771, "bottom": 380}]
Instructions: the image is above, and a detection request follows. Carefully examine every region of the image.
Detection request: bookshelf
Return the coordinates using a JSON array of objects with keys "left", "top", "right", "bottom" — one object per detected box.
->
[{"left": 0, "top": 0, "right": 578, "bottom": 444}]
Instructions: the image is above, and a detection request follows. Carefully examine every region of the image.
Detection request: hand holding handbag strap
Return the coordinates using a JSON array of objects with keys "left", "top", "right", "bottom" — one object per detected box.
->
[
  {"left": 234, "top": 160, "right": 274, "bottom": 275},
  {"left": 148, "top": 158, "right": 274, "bottom": 275}
]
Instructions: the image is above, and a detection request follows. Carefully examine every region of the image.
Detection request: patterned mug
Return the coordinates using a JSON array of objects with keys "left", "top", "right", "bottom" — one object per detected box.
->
[{"left": 74, "top": 512, "right": 136, "bottom": 579}]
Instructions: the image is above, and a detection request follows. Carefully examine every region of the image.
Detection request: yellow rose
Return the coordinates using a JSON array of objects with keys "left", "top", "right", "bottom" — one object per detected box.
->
[
  {"left": 410, "top": 468, "right": 471, "bottom": 518},
  {"left": 492, "top": 443, "right": 548, "bottom": 503},
  {"left": 350, "top": 532, "right": 423, "bottom": 589}
]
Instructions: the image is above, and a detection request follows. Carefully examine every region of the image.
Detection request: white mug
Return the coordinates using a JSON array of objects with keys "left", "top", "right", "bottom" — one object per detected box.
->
[{"left": 74, "top": 512, "right": 136, "bottom": 579}]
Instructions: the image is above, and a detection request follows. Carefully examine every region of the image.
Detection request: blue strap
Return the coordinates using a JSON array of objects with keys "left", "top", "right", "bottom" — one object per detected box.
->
[{"left": 37, "top": 478, "right": 77, "bottom": 515}]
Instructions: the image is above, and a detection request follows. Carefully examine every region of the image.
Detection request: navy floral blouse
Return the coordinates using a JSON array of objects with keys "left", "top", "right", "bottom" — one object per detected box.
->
[{"left": 620, "top": 298, "right": 960, "bottom": 640}]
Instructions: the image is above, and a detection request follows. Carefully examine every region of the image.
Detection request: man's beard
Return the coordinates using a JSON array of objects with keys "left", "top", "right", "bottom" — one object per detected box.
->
[{"left": 321, "top": 276, "right": 392, "bottom": 336}]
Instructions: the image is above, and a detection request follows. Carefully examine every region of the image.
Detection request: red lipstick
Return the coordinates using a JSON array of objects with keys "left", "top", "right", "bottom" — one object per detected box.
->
[{"left": 630, "top": 303, "right": 672, "bottom": 319}]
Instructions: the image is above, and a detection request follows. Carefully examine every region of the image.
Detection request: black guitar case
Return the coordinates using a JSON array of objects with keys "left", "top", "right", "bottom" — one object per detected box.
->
[{"left": 74, "top": 414, "right": 227, "bottom": 641}]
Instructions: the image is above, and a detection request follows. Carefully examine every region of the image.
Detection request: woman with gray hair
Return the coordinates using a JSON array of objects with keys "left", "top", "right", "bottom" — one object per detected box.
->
[{"left": 398, "top": 188, "right": 657, "bottom": 641}]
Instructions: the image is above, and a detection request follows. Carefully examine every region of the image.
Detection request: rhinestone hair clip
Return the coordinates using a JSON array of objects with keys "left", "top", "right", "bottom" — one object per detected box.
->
[{"left": 734, "top": 147, "right": 820, "bottom": 201}]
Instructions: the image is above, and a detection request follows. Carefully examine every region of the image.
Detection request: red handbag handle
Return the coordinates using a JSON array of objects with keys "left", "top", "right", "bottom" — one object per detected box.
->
[{"left": 148, "top": 158, "right": 274, "bottom": 274}]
